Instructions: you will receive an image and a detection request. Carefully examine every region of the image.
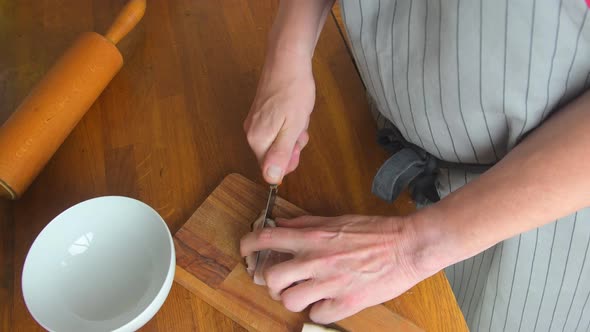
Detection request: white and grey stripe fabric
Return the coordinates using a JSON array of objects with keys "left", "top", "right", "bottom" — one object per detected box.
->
[{"left": 340, "top": 0, "right": 590, "bottom": 331}]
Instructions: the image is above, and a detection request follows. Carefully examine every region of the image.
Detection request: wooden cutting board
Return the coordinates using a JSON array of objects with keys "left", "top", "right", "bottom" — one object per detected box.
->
[{"left": 173, "top": 173, "right": 423, "bottom": 332}]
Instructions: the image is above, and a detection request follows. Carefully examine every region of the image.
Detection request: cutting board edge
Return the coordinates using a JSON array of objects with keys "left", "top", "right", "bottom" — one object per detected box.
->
[{"left": 175, "top": 266, "right": 263, "bottom": 332}]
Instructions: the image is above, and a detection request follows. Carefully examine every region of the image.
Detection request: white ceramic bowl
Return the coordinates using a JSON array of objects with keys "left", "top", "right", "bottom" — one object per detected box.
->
[{"left": 22, "top": 196, "right": 175, "bottom": 332}]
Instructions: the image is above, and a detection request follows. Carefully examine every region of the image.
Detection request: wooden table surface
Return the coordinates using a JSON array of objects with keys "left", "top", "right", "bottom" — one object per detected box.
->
[{"left": 0, "top": 1, "right": 467, "bottom": 331}]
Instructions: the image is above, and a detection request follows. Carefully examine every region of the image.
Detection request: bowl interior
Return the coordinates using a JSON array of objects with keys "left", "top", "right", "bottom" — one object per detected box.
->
[{"left": 22, "top": 196, "right": 173, "bottom": 332}]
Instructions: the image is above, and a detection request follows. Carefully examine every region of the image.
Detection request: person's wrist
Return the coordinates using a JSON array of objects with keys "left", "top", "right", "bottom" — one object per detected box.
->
[
  {"left": 399, "top": 209, "right": 459, "bottom": 278},
  {"left": 379, "top": 215, "right": 437, "bottom": 281},
  {"left": 267, "top": 23, "right": 316, "bottom": 59},
  {"left": 265, "top": 40, "right": 313, "bottom": 71}
]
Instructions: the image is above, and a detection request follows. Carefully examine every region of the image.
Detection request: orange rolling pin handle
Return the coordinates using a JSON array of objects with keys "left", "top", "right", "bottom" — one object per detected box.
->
[
  {"left": 105, "top": 0, "right": 146, "bottom": 45},
  {"left": 0, "top": 0, "right": 146, "bottom": 200}
]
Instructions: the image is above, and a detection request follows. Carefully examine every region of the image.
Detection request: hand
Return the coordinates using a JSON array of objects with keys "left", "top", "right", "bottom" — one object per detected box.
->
[
  {"left": 240, "top": 215, "right": 436, "bottom": 324},
  {"left": 244, "top": 51, "right": 315, "bottom": 184}
]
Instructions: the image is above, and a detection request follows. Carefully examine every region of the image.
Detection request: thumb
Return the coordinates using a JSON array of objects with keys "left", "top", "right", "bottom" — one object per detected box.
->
[{"left": 263, "top": 123, "right": 303, "bottom": 184}]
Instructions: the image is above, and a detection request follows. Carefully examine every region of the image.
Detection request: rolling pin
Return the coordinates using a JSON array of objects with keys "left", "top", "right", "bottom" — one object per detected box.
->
[{"left": 0, "top": 0, "right": 146, "bottom": 199}]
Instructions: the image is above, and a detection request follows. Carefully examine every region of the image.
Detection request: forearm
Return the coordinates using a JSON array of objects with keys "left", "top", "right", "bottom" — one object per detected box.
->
[
  {"left": 412, "top": 91, "right": 590, "bottom": 272},
  {"left": 267, "top": 0, "right": 335, "bottom": 62}
]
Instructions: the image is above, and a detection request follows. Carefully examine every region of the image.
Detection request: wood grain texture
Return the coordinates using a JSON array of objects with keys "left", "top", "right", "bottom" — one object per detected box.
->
[
  {"left": 0, "top": 1, "right": 467, "bottom": 331},
  {"left": 0, "top": 200, "right": 14, "bottom": 332},
  {"left": 174, "top": 173, "right": 423, "bottom": 332}
]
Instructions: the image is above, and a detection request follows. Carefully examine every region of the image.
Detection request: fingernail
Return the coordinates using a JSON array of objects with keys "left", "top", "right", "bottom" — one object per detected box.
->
[{"left": 266, "top": 165, "right": 283, "bottom": 182}]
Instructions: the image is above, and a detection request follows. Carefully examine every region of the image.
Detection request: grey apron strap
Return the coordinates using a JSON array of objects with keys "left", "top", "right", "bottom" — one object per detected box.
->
[
  {"left": 372, "top": 148, "right": 439, "bottom": 204},
  {"left": 372, "top": 127, "right": 493, "bottom": 205}
]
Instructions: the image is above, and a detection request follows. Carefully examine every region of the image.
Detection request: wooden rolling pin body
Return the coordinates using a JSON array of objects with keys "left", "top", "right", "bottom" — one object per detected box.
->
[{"left": 0, "top": 0, "right": 145, "bottom": 199}]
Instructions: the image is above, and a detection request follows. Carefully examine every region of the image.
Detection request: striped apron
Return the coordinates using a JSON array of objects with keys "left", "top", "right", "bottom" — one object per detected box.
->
[{"left": 339, "top": 0, "right": 590, "bottom": 330}]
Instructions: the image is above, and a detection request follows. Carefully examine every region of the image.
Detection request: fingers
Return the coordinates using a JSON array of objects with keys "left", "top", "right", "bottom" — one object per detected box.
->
[
  {"left": 240, "top": 227, "right": 306, "bottom": 257},
  {"left": 262, "top": 122, "right": 305, "bottom": 184},
  {"left": 276, "top": 215, "right": 329, "bottom": 229},
  {"left": 263, "top": 259, "right": 316, "bottom": 300},
  {"left": 309, "top": 297, "right": 364, "bottom": 325},
  {"left": 280, "top": 278, "right": 342, "bottom": 313}
]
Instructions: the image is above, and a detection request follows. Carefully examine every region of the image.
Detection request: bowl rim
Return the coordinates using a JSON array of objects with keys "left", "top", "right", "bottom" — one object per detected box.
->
[{"left": 21, "top": 195, "right": 176, "bottom": 332}]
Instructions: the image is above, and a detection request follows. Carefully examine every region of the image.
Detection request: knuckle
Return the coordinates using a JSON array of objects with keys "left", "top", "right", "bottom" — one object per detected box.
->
[
  {"left": 258, "top": 227, "right": 275, "bottom": 242},
  {"left": 245, "top": 130, "right": 259, "bottom": 145},
  {"left": 248, "top": 111, "right": 264, "bottom": 127}
]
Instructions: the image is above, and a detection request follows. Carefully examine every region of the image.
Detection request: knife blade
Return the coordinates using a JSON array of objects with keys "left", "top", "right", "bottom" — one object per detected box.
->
[
  {"left": 253, "top": 184, "right": 278, "bottom": 268},
  {"left": 262, "top": 184, "right": 278, "bottom": 226}
]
